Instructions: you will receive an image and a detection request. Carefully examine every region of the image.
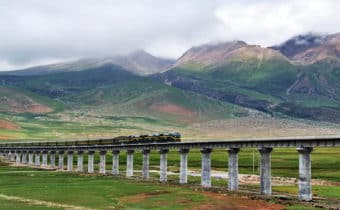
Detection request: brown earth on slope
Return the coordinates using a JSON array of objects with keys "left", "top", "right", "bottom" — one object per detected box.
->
[
  {"left": 0, "top": 96, "right": 53, "bottom": 113},
  {"left": 150, "top": 103, "right": 196, "bottom": 117},
  {"left": 0, "top": 120, "right": 20, "bottom": 130},
  {"left": 174, "top": 41, "right": 288, "bottom": 68}
]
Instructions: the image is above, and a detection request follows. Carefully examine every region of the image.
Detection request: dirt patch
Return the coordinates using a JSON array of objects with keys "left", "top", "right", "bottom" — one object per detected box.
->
[
  {"left": 0, "top": 120, "right": 20, "bottom": 130},
  {"left": 193, "top": 192, "right": 285, "bottom": 210},
  {"left": 150, "top": 104, "right": 196, "bottom": 117},
  {"left": 11, "top": 104, "right": 53, "bottom": 114},
  {"left": 120, "top": 190, "right": 170, "bottom": 203},
  {"left": 0, "top": 96, "right": 53, "bottom": 114},
  {"left": 120, "top": 189, "right": 284, "bottom": 210}
]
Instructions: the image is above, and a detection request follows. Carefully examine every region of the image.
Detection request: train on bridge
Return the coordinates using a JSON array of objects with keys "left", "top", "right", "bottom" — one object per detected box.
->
[{"left": 0, "top": 132, "right": 181, "bottom": 147}]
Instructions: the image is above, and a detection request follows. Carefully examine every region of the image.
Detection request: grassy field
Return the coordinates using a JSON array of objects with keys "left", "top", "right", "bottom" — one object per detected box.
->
[
  {"left": 0, "top": 160, "right": 334, "bottom": 210},
  {"left": 0, "top": 163, "right": 307, "bottom": 210}
]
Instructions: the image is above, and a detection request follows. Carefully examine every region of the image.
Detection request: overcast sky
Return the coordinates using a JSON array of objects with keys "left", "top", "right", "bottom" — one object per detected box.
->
[{"left": 1, "top": 0, "right": 340, "bottom": 71}]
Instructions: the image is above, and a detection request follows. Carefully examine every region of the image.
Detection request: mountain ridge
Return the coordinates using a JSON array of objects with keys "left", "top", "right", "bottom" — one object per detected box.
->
[{"left": 1, "top": 50, "right": 175, "bottom": 76}]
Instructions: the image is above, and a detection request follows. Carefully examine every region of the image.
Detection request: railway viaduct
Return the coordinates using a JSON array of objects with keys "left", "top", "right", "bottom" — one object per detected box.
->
[{"left": 1, "top": 137, "right": 340, "bottom": 202}]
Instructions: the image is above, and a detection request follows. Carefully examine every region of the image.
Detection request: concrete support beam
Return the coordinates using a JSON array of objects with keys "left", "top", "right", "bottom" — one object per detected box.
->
[
  {"left": 67, "top": 151, "right": 74, "bottom": 172},
  {"left": 126, "top": 150, "right": 134, "bottom": 177},
  {"left": 142, "top": 150, "right": 150, "bottom": 180},
  {"left": 21, "top": 151, "right": 28, "bottom": 164},
  {"left": 227, "top": 148, "right": 240, "bottom": 191},
  {"left": 258, "top": 147, "right": 273, "bottom": 195},
  {"left": 99, "top": 151, "right": 107, "bottom": 174},
  {"left": 159, "top": 149, "right": 169, "bottom": 182},
  {"left": 88, "top": 151, "right": 95, "bottom": 173},
  {"left": 28, "top": 151, "right": 34, "bottom": 165},
  {"left": 58, "top": 151, "right": 64, "bottom": 170},
  {"left": 50, "top": 151, "right": 56, "bottom": 168},
  {"left": 77, "top": 151, "right": 84, "bottom": 172},
  {"left": 179, "top": 148, "right": 190, "bottom": 184},
  {"left": 42, "top": 151, "right": 48, "bottom": 167},
  {"left": 297, "top": 147, "right": 313, "bottom": 201},
  {"left": 35, "top": 151, "right": 41, "bottom": 166},
  {"left": 112, "top": 150, "right": 120, "bottom": 175},
  {"left": 15, "top": 151, "right": 21, "bottom": 164},
  {"left": 201, "top": 148, "right": 212, "bottom": 188}
]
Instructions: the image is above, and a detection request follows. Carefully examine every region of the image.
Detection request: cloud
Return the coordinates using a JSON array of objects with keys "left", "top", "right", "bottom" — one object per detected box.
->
[
  {"left": 0, "top": 0, "right": 340, "bottom": 70},
  {"left": 214, "top": 0, "right": 340, "bottom": 46}
]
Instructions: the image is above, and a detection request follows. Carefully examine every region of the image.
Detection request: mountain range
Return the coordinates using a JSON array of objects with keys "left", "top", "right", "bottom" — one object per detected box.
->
[{"left": 1, "top": 32, "right": 340, "bottom": 140}]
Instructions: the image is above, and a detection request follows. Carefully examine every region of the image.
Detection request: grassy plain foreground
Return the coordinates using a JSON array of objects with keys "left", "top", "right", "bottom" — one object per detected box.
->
[
  {"left": 2, "top": 146, "right": 340, "bottom": 209},
  {"left": 0, "top": 163, "right": 292, "bottom": 210}
]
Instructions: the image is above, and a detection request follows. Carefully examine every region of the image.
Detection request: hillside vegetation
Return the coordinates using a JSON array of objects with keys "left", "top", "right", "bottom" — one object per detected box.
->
[{"left": 2, "top": 33, "right": 340, "bottom": 140}]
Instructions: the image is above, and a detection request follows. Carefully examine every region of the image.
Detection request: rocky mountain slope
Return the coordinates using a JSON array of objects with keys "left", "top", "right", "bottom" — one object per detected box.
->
[
  {"left": 272, "top": 33, "right": 340, "bottom": 65},
  {"left": 157, "top": 33, "right": 340, "bottom": 123}
]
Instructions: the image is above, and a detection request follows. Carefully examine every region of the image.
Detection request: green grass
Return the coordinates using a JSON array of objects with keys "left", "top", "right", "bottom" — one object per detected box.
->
[
  {"left": 0, "top": 165, "right": 208, "bottom": 209},
  {"left": 284, "top": 205, "right": 320, "bottom": 210},
  {"left": 0, "top": 158, "right": 338, "bottom": 209}
]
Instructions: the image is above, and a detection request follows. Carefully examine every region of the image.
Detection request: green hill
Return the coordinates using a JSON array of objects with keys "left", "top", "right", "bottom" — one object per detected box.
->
[
  {"left": 0, "top": 65, "right": 249, "bottom": 140},
  {"left": 159, "top": 56, "right": 340, "bottom": 123}
]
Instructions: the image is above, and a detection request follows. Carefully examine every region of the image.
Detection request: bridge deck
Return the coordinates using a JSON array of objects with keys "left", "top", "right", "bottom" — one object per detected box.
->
[{"left": 1, "top": 136, "right": 340, "bottom": 151}]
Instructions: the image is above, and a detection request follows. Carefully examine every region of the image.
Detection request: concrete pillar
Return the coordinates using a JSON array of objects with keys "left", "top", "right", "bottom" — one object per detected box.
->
[
  {"left": 99, "top": 151, "right": 106, "bottom": 174},
  {"left": 159, "top": 149, "right": 169, "bottom": 182},
  {"left": 77, "top": 151, "right": 84, "bottom": 172},
  {"left": 179, "top": 148, "right": 190, "bottom": 184},
  {"left": 10, "top": 151, "right": 15, "bottom": 162},
  {"left": 258, "top": 147, "right": 273, "bottom": 195},
  {"left": 50, "top": 151, "right": 56, "bottom": 168},
  {"left": 142, "top": 150, "right": 150, "bottom": 180},
  {"left": 21, "top": 151, "right": 28, "bottom": 164},
  {"left": 58, "top": 151, "right": 64, "bottom": 170},
  {"left": 201, "top": 148, "right": 212, "bottom": 188},
  {"left": 7, "top": 151, "right": 11, "bottom": 160},
  {"left": 42, "top": 151, "right": 48, "bottom": 167},
  {"left": 88, "top": 151, "right": 95, "bottom": 173},
  {"left": 35, "top": 151, "right": 41, "bottom": 166},
  {"left": 227, "top": 148, "right": 240, "bottom": 191},
  {"left": 126, "top": 150, "right": 134, "bottom": 177},
  {"left": 297, "top": 147, "right": 313, "bottom": 201},
  {"left": 28, "top": 151, "right": 34, "bottom": 165},
  {"left": 112, "top": 150, "right": 120, "bottom": 175},
  {"left": 67, "top": 151, "right": 74, "bottom": 172},
  {"left": 15, "top": 151, "right": 21, "bottom": 164},
  {"left": 4, "top": 151, "right": 9, "bottom": 159},
  {"left": 2, "top": 151, "right": 7, "bottom": 159}
]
